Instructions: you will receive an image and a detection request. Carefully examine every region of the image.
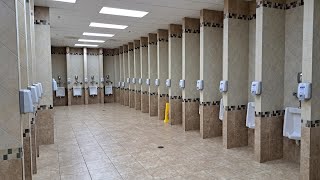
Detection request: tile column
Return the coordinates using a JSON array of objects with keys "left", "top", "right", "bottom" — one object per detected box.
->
[
  {"left": 157, "top": 30, "right": 169, "bottom": 120},
  {"left": 148, "top": 33, "right": 158, "bottom": 117},
  {"left": 222, "top": 0, "right": 251, "bottom": 149},
  {"left": 83, "top": 47, "right": 89, "bottom": 105},
  {"left": 123, "top": 45, "right": 129, "bottom": 106},
  {"left": 199, "top": 9, "right": 223, "bottom": 139},
  {"left": 119, "top": 46, "right": 124, "bottom": 105},
  {"left": 140, "top": 37, "right": 149, "bottom": 113},
  {"left": 99, "top": 48, "right": 104, "bottom": 103},
  {"left": 169, "top": 24, "right": 183, "bottom": 125},
  {"left": 66, "top": 47, "right": 72, "bottom": 106},
  {"left": 128, "top": 42, "right": 135, "bottom": 108},
  {"left": 134, "top": 40, "right": 141, "bottom": 110},
  {"left": 113, "top": 49, "right": 120, "bottom": 103},
  {"left": 0, "top": 0, "right": 24, "bottom": 178},
  {"left": 254, "top": 0, "right": 285, "bottom": 162},
  {"left": 300, "top": 0, "right": 320, "bottom": 179},
  {"left": 182, "top": 18, "right": 200, "bottom": 131}
]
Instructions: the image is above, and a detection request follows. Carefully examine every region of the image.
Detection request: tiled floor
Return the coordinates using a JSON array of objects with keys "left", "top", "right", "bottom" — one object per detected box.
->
[{"left": 33, "top": 104, "right": 299, "bottom": 180}]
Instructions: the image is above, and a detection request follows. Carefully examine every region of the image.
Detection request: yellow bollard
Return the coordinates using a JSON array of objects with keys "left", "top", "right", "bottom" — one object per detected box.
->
[{"left": 164, "top": 103, "right": 170, "bottom": 123}]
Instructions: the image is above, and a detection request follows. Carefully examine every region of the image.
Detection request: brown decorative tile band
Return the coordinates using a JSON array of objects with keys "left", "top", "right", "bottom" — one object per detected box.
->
[
  {"left": 0, "top": 148, "right": 23, "bottom": 161},
  {"left": 255, "top": 110, "right": 285, "bottom": 117},
  {"left": 124, "top": 88, "right": 129, "bottom": 91},
  {"left": 183, "top": 98, "right": 200, "bottom": 102},
  {"left": 158, "top": 38, "right": 168, "bottom": 42},
  {"left": 142, "top": 91, "right": 149, "bottom": 95},
  {"left": 170, "top": 34, "right": 182, "bottom": 38},
  {"left": 170, "top": 96, "right": 182, "bottom": 99},
  {"left": 38, "top": 105, "right": 53, "bottom": 110},
  {"left": 149, "top": 42, "right": 157, "bottom": 45},
  {"left": 51, "top": 52, "right": 66, "bottom": 55},
  {"left": 34, "top": 19, "right": 50, "bottom": 25},
  {"left": 256, "top": 0, "right": 304, "bottom": 9},
  {"left": 200, "top": 101, "right": 220, "bottom": 106},
  {"left": 224, "top": 105, "right": 246, "bottom": 111},
  {"left": 201, "top": 22, "right": 223, "bottom": 28},
  {"left": 184, "top": 29, "right": 200, "bottom": 34},
  {"left": 23, "top": 129, "right": 30, "bottom": 138},
  {"left": 87, "top": 53, "right": 100, "bottom": 56},
  {"left": 135, "top": 90, "right": 141, "bottom": 93},
  {"left": 159, "top": 94, "right": 169, "bottom": 97},
  {"left": 69, "top": 52, "right": 84, "bottom": 55},
  {"left": 141, "top": 45, "right": 148, "bottom": 48},
  {"left": 129, "top": 49, "right": 134, "bottom": 52},
  {"left": 31, "top": 118, "right": 35, "bottom": 125},
  {"left": 304, "top": 120, "right": 320, "bottom": 128},
  {"left": 224, "top": 13, "right": 256, "bottom": 20},
  {"left": 149, "top": 92, "right": 158, "bottom": 96},
  {"left": 134, "top": 47, "right": 140, "bottom": 50}
]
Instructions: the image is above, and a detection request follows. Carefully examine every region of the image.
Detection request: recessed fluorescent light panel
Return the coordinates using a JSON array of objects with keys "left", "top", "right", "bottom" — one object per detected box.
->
[
  {"left": 78, "top": 39, "right": 105, "bottom": 43},
  {"left": 83, "top": 32, "right": 114, "bottom": 37},
  {"left": 99, "top": 7, "right": 149, "bottom": 18},
  {"left": 89, "top": 22, "right": 128, "bottom": 29},
  {"left": 52, "top": 0, "right": 76, "bottom": 3},
  {"left": 75, "top": 44, "right": 98, "bottom": 47}
]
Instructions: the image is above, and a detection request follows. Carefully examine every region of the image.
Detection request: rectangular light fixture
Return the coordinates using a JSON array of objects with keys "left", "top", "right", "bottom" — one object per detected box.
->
[
  {"left": 83, "top": 32, "right": 114, "bottom": 37},
  {"left": 78, "top": 39, "right": 105, "bottom": 43},
  {"left": 52, "top": 0, "right": 76, "bottom": 3},
  {"left": 99, "top": 7, "right": 148, "bottom": 18},
  {"left": 89, "top": 22, "right": 128, "bottom": 29},
  {"left": 75, "top": 44, "right": 98, "bottom": 47}
]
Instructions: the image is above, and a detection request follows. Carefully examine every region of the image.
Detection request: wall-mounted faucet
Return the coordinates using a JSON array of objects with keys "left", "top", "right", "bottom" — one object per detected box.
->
[
  {"left": 90, "top": 76, "right": 96, "bottom": 85},
  {"left": 105, "top": 75, "right": 113, "bottom": 85},
  {"left": 57, "top": 75, "right": 62, "bottom": 87},
  {"left": 74, "top": 75, "right": 79, "bottom": 85}
]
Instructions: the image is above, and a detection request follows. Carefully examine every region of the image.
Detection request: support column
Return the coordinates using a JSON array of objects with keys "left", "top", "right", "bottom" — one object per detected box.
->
[
  {"left": 157, "top": 30, "right": 169, "bottom": 120},
  {"left": 66, "top": 47, "right": 72, "bottom": 106},
  {"left": 182, "top": 18, "right": 200, "bottom": 131},
  {"left": 123, "top": 45, "right": 129, "bottom": 106},
  {"left": 140, "top": 37, "right": 149, "bottom": 113},
  {"left": 199, "top": 9, "right": 223, "bottom": 139},
  {"left": 119, "top": 46, "right": 124, "bottom": 105},
  {"left": 134, "top": 40, "right": 141, "bottom": 110},
  {"left": 148, "top": 33, "right": 158, "bottom": 116},
  {"left": 300, "top": 0, "right": 320, "bottom": 179},
  {"left": 222, "top": 0, "right": 251, "bottom": 149},
  {"left": 254, "top": 0, "right": 285, "bottom": 162},
  {"left": 169, "top": 24, "right": 183, "bottom": 125},
  {"left": 99, "top": 48, "right": 104, "bottom": 104},
  {"left": 0, "top": 0, "right": 24, "bottom": 178},
  {"left": 114, "top": 49, "right": 120, "bottom": 103},
  {"left": 128, "top": 42, "right": 135, "bottom": 108},
  {"left": 83, "top": 48, "right": 89, "bottom": 105}
]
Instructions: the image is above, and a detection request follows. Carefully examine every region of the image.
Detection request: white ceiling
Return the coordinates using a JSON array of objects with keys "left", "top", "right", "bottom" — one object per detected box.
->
[{"left": 34, "top": 0, "right": 224, "bottom": 48}]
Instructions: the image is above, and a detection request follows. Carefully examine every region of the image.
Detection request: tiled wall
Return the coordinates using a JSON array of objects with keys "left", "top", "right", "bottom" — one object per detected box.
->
[
  {"left": 248, "top": 19, "right": 256, "bottom": 102},
  {"left": 103, "top": 50, "right": 115, "bottom": 85},
  {"left": 87, "top": 48, "right": 100, "bottom": 86},
  {"left": 113, "top": 49, "right": 120, "bottom": 87},
  {"left": 51, "top": 47, "right": 67, "bottom": 86},
  {"left": 148, "top": 34, "right": 158, "bottom": 94},
  {"left": 69, "top": 48, "right": 84, "bottom": 87}
]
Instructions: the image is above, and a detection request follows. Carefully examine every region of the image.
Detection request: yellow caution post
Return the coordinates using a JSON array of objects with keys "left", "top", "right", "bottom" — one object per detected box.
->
[{"left": 164, "top": 103, "right": 170, "bottom": 123}]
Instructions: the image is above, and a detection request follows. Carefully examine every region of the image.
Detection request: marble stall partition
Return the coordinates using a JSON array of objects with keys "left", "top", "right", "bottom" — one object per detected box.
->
[
  {"left": 87, "top": 48, "right": 101, "bottom": 104},
  {"left": 182, "top": 18, "right": 200, "bottom": 131},
  {"left": 140, "top": 37, "right": 149, "bottom": 113},
  {"left": 148, "top": 33, "right": 158, "bottom": 117},
  {"left": 134, "top": 40, "right": 141, "bottom": 110},
  {"left": 37, "top": 107, "right": 54, "bottom": 146},
  {"left": 123, "top": 45, "right": 129, "bottom": 106},
  {"left": 157, "top": 30, "right": 169, "bottom": 120},
  {"left": 199, "top": 9, "right": 223, "bottom": 139},
  {"left": 119, "top": 46, "right": 124, "bottom": 105},
  {"left": 169, "top": 24, "right": 183, "bottom": 125},
  {"left": 0, "top": 0, "right": 24, "bottom": 178},
  {"left": 128, "top": 42, "right": 135, "bottom": 108}
]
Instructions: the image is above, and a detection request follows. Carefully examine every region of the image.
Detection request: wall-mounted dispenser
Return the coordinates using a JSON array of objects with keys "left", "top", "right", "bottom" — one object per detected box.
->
[
  {"left": 155, "top": 79, "right": 160, "bottom": 86},
  {"left": 28, "top": 86, "right": 39, "bottom": 105},
  {"left": 146, "top": 79, "right": 150, "bottom": 85},
  {"left": 138, "top": 78, "right": 142, "bottom": 85},
  {"left": 196, "top": 80, "right": 204, "bottom": 91},
  {"left": 19, "top": 89, "right": 34, "bottom": 113},
  {"left": 127, "top": 78, "right": 130, "bottom": 84},
  {"left": 121, "top": 82, "right": 125, "bottom": 87},
  {"left": 100, "top": 78, "right": 104, "bottom": 83},
  {"left": 84, "top": 77, "right": 88, "bottom": 83},
  {"left": 251, "top": 81, "right": 262, "bottom": 95},
  {"left": 67, "top": 78, "right": 71, "bottom": 84},
  {"left": 297, "top": 83, "right": 312, "bottom": 101},
  {"left": 219, "top": 80, "right": 228, "bottom": 92},
  {"left": 118, "top": 82, "right": 121, "bottom": 87},
  {"left": 179, "top": 80, "right": 185, "bottom": 89},
  {"left": 166, "top": 79, "right": 171, "bottom": 87},
  {"left": 132, "top": 78, "right": 136, "bottom": 84}
]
